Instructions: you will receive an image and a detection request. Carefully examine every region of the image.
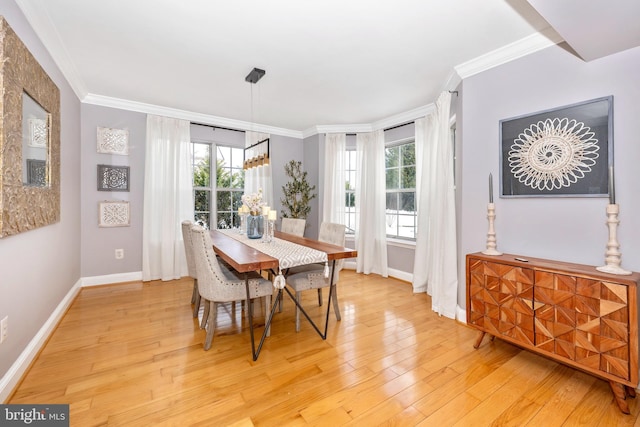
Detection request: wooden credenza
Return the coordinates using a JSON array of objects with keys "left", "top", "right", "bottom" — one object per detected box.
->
[{"left": 466, "top": 252, "right": 640, "bottom": 413}]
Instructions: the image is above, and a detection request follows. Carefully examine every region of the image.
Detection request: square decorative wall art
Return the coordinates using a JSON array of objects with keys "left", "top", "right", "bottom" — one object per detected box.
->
[
  {"left": 99, "top": 201, "right": 130, "bottom": 227},
  {"left": 97, "top": 126, "right": 129, "bottom": 155},
  {"left": 97, "top": 164, "right": 130, "bottom": 191},
  {"left": 28, "top": 118, "right": 48, "bottom": 148},
  {"left": 500, "top": 96, "right": 613, "bottom": 198},
  {"left": 26, "top": 159, "right": 47, "bottom": 186}
]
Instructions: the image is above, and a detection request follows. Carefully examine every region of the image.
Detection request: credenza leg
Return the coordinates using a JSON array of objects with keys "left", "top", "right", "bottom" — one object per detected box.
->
[
  {"left": 609, "top": 381, "right": 631, "bottom": 414},
  {"left": 473, "top": 331, "right": 486, "bottom": 349},
  {"left": 626, "top": 386, "right": 637, "bottom": 399}
]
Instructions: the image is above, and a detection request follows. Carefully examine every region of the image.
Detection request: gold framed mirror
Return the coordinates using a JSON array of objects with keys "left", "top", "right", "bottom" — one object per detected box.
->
[{"left": 0, "top": 17, "right": 60, "bottom": 238}]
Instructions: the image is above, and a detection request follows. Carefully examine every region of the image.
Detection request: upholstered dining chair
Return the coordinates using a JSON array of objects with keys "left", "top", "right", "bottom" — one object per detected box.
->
[
  {"left": 181, "top": 220, "right": 201, "bottom": 317},
  {"left": 189, "top": 224, "right": 273, "bottom": 350},
  {"left": 285, "top": 222, "right": 346, "bottom": 332},
  {"left": 280, "top": 217, "right": 306, "bottom": 237}
]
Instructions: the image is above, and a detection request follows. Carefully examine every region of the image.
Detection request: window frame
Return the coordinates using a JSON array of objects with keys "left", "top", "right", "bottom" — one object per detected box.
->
[{"left": 385, "top": 137, "right": 416, "bottom": 241}]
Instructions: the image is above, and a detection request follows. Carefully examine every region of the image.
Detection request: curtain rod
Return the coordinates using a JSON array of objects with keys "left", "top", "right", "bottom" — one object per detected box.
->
[
  {"left": 191, "top": 122, "right": 245, "bottom": 133},
  {"left": 345, "top": 121, "right": 415, "bottom": 136}
]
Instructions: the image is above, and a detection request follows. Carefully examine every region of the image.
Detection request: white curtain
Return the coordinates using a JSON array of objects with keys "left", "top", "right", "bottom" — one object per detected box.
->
[
  {"left": 244, "top": 131, "right": 273, "bottom": 207},
  {"left": 142, "top": 115, "right": 193, "bottom": 281},
  {"left": 413, "top": 91, "right": 457, "bottom": 318},
  {"left": 322, "top": 133, "right": 346, "bottom": 224},
  {"left": 355, "top": 130, "right": 388, "bottom": 277}
]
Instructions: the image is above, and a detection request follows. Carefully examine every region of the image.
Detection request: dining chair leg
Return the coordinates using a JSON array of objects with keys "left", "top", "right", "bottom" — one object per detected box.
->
[
  {"left": 317, "top": 288, "right": 323, "bottom": 306},
  {"left": 331, "top": 285, "right": 341, "bottom": 321},
  {"left": 192, "top": 279, "right": 201, "bottom": 318},
  {"left": 295, "top": 292, "right": 302, "bottom": 332},
  {"left": 200, "top": 297, "right": 210, "bottom": 329},
  {"left": 191, "top": 280, "right": 197, "bottom": 304},
  {"left": 265, "top": 294, "right": 271, "bottom": 337},
  {"left": 204, "top": 301, "right": 217, "bottom": 350}
]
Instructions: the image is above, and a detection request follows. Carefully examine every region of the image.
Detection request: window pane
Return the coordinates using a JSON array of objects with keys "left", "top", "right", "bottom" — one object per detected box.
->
[
  {"left": 217, "top": 190, "right": 231, "bottom": 212},
  {"left": 385, "top": 212, "right": 397, "bottom": 236},
  {"left": 400, "top": 191, "right": 415, "bottom": 212},
  {"left": 385, "top": 146, "right": 399, "bottom": 168},
  {"left": 231, "top": 168, "right": 244, "bottom": 189},
  {"left": 231, "top": 190, "right": 243, "bottom": 211},
  {"left": 231, "top": 147, "right": 244, "bottom": 169},
  {"left": 386, "top": 192, "right": 398, "bottom": 210},
  {"left": 401, "top": 143, "right": 415, "bottom": 166},
  {"left": 194, "top": 212, "right": 210, "bottom": 229},
  {"left": 194, "top": 189, "right": 210, "bottom": 213},
  {"left": 401, "top": 166, "right": 416, "bottom": 189},
  {"left": 216, "top": 212, "right": 232, "bottom": 229},
  {"left": 398, "top": 214, "right": 416, "bottom": 239},
  {"left": 193, "top": 144, "right": 210, "bottom": 187},
  {"left": 345, "top": 192, "right": 355, "bottom": 208},
  {"left": 386, "top": 168, "right": 399, "bottom": 190},
  {"left": 217, "top": 146, "right": 230, "bottom": 167}
]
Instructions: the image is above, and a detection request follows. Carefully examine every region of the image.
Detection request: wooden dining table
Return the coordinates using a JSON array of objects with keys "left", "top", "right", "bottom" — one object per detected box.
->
[{"left": 209, "top": 229, "right": 357, "bottom": 360}]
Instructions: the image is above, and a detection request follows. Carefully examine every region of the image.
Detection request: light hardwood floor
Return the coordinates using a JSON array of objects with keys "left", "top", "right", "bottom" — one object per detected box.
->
[{"left": 8, "top": 270, "right": 640, "bottom": 426}]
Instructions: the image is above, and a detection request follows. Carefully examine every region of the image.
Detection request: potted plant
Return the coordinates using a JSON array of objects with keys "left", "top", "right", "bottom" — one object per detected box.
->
[{"left": 280, "top": 160, "right": 316, "bottom": 219}]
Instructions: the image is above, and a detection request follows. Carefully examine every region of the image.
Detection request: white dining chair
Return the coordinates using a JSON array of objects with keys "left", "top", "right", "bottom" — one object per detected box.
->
[
  {"left": 181, "top": 220, "right": 201, "bottom": 318},
  {"left": 281, "top": 217, "right": 306, "bottom": 237},
  {"left": 285, "top": 222, "right": 346, "bottom": 332},
  {"left": 190, "top": 224, "right": 273, "bottom": 350}
]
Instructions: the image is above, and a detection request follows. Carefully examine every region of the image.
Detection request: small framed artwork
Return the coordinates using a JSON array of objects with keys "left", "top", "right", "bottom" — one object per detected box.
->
[
  {"left": 99, "top": 201, "right": 130, "bottom": 227},
  {"left": 97, "top": 164, "right": 130, "bottom": 191},
  {"left": 26, "top": 159, "right": 47, "bottom": 186},
  {"left": 500, "top": 96, "right": 613, "bottom": 198},
  {"left": 28, "top": 118, "right": 48, "bottom": 148},
  {"left": 97, "top": 126, "right": 129, "bottom": 155}
]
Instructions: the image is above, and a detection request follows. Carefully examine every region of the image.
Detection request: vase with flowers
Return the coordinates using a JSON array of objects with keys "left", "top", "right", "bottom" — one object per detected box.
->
[{"left": 241, "top": 189, "right": 266, "bottom": 239}]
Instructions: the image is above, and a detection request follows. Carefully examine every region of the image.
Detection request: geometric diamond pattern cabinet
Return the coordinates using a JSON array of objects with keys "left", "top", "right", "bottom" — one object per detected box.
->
[{"left": 466, "top": 253, "right": 639, "bottom": 414}]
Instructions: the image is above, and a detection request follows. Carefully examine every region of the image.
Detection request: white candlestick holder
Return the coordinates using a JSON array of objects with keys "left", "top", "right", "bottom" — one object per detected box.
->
[
  {"left": 482, "top": 202, "right": 502, "bottom": 256},
  {"left": 596, "top": 204, "right": 632, "bottom": 275}
]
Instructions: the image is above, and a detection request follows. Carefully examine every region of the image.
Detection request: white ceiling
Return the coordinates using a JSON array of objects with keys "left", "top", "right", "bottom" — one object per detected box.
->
[{"left": 13, "top": 1, "right": 639, "bottom": 136}]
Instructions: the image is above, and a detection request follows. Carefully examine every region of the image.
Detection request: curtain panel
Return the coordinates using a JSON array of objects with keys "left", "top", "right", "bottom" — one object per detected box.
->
[
  {"left": 142, "top": 115, "right": 193, "bottom": 281},
  {"left": 412, "top": 91, "right": 458, "bottom": 318},
  {"left": 355, "top": 130, "right": 388, "bottom": 277},
  {"left": 322, "top": 133, "right": 346, "bottom": 224}
]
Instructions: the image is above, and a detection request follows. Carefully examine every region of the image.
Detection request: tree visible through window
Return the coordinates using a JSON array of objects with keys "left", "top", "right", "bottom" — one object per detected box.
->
[
  {"left": 191, "top": 142, "right": 244, "bottom": 229},
  {"left": 345, "top": 149, "right": 357, "bottom": 234},
  {"left": 385, "top": 141, "right": 416, "bottom": 239}
]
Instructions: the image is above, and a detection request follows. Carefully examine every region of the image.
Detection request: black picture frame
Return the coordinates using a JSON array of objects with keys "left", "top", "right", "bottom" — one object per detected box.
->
[
  {"left": 500, "top": 96, "right": 613, "bottom": 198},
  {"left": 97, "top": 164, "right": 130, "bottom": 192}
]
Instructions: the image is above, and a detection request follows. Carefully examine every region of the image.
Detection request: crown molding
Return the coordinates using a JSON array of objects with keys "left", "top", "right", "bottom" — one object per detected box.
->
[
  {"left": 82, "top": 94, "right": 304, "bottom": 139},
  {"left": 455, "top": 28, "right": 563, "bottom": 79},
  {"left": 372, "top": 104, "right": 435, "bottom": 131},
  {"left": 15, "top": 0, "right": 87, "bottom": 100}
]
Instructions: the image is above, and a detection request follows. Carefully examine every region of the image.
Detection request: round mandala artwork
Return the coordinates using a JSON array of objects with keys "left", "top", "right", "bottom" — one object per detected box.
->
[{"left": 508, "top": 117, "right": 599, "bottom": 191}]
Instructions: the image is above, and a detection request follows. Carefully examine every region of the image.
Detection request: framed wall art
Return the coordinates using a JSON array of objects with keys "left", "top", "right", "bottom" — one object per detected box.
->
[
  {"left": 97, "top": 126, "right": 129, "bottom": 155},
  {"left": 98, "top": 201, "right": 130, "bottom": 227},
  {"left": 500, "top": 96, "right": 613, "bottom": 198},
  {"left": 26, "top": 159, "right": 47, "bottom": 186},
  {"left": 97, "top": 164, "right": 130, "bottom": 191}
]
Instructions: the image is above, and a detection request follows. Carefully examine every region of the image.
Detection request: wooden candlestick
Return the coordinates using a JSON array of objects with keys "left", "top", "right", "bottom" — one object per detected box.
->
[
  {"left": 596, "top": 203, "right": 631, "bottom": 275},
  {"left": 482, "top": 202, "right": 502, "bottom": 256}
]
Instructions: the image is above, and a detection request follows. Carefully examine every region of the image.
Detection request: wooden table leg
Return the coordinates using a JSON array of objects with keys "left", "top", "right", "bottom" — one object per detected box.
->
[
  {"left": 473, "top": 331, "right": 486, "bottom": 349},
  {"left": 609, "top": 381, "right": 631, "bottom": 414}
]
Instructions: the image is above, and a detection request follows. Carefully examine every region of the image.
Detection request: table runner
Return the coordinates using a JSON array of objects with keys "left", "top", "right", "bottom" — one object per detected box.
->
[{"left": 218, "top": 229, "right": 328, "bottom": 269}]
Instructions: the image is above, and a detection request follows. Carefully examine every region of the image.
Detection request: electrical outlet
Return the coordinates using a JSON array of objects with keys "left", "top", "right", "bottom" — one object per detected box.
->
[
  {"left": 115, "top": 249, "right": 124, "bottom": 260},
  {"left": 1, "top": 316, "right": 7, "bottom": 344}
]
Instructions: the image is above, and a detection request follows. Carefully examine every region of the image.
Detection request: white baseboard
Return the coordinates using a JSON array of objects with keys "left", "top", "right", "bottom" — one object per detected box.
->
[
  {"left": 343, "top": 261, "right": 413, "bottom": 283},
  {"left": 456, "top": 305, "right": 467, "bottom": 323},
  {"left": 81, "top": 271, "right": 142, "bottom": 287},
  {"left": 0, "top": 279, "right": 82, "bottom": 403}
]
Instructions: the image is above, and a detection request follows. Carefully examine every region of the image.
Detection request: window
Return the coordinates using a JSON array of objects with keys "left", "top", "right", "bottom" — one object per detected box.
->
[
  {"left": 191, "top": 142, "right": 244, "bottom": 229},
  {"left": 385, "top": 140, "right": 416, "bottom": 240},
  {"left": 345, "top": 149, "right": 357, "bottom": 235}
]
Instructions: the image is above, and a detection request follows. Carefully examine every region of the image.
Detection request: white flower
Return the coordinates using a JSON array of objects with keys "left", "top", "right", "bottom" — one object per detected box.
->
[{"left": 241, "top": 188, "right": 265, "bottom": 215}]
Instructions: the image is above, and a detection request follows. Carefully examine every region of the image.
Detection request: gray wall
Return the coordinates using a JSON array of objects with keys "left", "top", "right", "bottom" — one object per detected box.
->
[
  {"left": 458, "top": 43, "right": 640, "bottom": 306},
  {"left": 81, "top": 104, "right": 146, "bottom": 277},
  {"left": 0, "top": 1, "right": 81, "bottom": 380},
  {"left": 303, "top": 133, "right": 322, "bottom": 239}
]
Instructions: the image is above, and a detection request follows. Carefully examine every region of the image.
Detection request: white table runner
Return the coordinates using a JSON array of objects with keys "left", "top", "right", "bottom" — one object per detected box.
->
[{"left": 219, "top": 229, "right": 328, "bottom": 269}]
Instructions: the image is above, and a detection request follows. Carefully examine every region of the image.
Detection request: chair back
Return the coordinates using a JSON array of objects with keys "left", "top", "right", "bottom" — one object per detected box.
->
[
  {"left": 181, "top": 220, "right": 197, "bottom": 279},
  {"left": 318, "top": 222, "right": 346, "bottom": 280},
  {"left": 189, "top": 224, "right": 232, "bottom": 301},
  {"left": 281, "top": 217, "right": 306, "bottom": 237}
]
